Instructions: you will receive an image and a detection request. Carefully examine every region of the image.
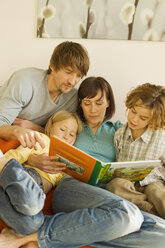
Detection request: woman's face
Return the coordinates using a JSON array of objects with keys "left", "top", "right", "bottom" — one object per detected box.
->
[{"left": 80, "top": 90, "right": 109, "bottom": 128}]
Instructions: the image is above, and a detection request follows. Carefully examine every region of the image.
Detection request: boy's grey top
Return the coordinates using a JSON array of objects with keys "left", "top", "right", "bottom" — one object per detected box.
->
[{"left": 0, "top": 68, "right": 78, "bottom": 127}]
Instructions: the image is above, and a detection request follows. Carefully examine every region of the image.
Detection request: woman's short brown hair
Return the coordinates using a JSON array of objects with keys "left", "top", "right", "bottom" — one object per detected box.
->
[
  {"left": 48, "top": 41, "right": 90, "bottom": 77},
  {"left": 77, "top": 77, "right": 115, "bottom": 122},
  {"left": 126, "top": 83, "right": 165, "bottom": 130}
]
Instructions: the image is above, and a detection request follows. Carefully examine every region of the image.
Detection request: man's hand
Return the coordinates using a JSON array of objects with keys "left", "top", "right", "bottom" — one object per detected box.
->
[
  {"left": 28, "top": 153, "right": 66, "bottom": 174},
  {"left": 13, "top": 126, "right": 45, "bottom": 150},
  {"left": 0, "top": 124, "right": 45, "bottom": 150},
  {"left": 13, "top": 118, "right": 45, "bottom": 133},
  {"left": 12, "top": 118, "right": 45, "bottom": 149}
]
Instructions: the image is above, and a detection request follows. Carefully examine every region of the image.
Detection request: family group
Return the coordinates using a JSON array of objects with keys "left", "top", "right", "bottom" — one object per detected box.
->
[{"left": 0, "top": 41, "right": 165, "bottom": 248}]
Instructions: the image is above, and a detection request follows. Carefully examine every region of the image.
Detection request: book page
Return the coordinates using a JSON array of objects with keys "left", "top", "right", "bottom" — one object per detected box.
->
[{"left": 102, "top": 160, "right": 161, "bottom": 183}]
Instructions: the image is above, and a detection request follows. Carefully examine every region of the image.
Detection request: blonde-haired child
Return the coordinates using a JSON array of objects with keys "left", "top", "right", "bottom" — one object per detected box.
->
[
  {"left": 0, "top": 110, "right": 82, "bottom": 233},
  {"left": 106, "top": 83, "right": 165, "bottom": 218},
  {"left": 45, "top": 109, "right": 82, "bottom": 137}
]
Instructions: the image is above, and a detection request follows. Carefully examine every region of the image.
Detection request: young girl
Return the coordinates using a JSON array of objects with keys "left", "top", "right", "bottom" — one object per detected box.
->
[
  {"left": 106, "top": 83, "right": 165, "bottom": 218},
  {"left": 0, "top": 110, "right": 82, "bottom": 232}
]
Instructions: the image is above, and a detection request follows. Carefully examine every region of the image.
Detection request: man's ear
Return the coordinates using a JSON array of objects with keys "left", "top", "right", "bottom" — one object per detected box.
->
[{"left": 50, "top": 64, "right": 55, "bottom": 72}]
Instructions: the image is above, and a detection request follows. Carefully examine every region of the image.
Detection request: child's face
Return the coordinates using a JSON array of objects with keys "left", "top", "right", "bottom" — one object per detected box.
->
[
  {"left": 50, "top": 118, "right": 78, "bottom": 145},
  {"left": 127, "top": 104, "right": 152, "bottom": 135}
]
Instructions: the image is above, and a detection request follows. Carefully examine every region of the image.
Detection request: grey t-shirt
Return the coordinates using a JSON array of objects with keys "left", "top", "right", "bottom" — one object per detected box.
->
[{"left": 0, "top": 68, "right": 78, "bottom": 127}]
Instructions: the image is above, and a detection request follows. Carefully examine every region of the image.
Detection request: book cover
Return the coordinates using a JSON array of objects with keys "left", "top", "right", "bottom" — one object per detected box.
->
[
  {"left": 49, "top": 135, "right": 108, "bottom": 185},
  {"left": 49, "top": 135, "right": 161, "bottom": 186}
]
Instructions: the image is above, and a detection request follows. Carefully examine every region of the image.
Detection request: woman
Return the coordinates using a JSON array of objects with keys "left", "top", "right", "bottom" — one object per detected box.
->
[
  {"left": 75, "top": 76, "right": 120, "bottom": 162},
  {"left": 1, "top": 77, "right": 165, "bottom": 248}
]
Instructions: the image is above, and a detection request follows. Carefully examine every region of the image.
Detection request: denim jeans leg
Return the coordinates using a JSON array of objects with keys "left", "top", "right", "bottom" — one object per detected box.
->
[
  {"left": 0, "top": 158, "right": 45, "bottom": 215},
  {"left": 38, "top": 210, "right": 165, "bottom": 248},
  {"left": 0, "top": 187, "right": 44, "bottom": 235},
  {"left": 98, "top": 211, "right": 165, "bottom": 248},
  {"left": 37, "top": 177, "right": 165, "bottom": 248},
  {"left": 37, "top": 177, "right": 143, "bottom": 248}
]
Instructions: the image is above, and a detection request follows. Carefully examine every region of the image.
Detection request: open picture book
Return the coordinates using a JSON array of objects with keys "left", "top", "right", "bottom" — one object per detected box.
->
[{"left": 49, "top": 135, "right": 161, "bottom": 186}]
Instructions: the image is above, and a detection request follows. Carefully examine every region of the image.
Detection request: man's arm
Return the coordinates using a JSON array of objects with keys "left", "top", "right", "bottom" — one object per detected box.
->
[
  {"left": 0, "top": 124, "right": 45, "bottom": 149},
  {"left": 13, "top": 118, "right": 45, "bottom": 133}
]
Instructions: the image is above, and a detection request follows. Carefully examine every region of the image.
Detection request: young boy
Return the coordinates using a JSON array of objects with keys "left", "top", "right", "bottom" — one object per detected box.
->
[
  {"left": 0, "top": 110, "right": 82, "bottom": 231},
  {"left": 106, "top": 83, "right": 165, "bottom": 218}
]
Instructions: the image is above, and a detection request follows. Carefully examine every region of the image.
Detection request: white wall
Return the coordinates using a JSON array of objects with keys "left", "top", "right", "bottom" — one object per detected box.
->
[{"left": 0, "top": 0, "right": 165, "bottom": 122}]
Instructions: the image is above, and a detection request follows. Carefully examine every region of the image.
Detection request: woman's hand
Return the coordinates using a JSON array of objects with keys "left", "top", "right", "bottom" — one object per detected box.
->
[{"left": 27, "top": 153, "right": 66, "bottom": 174}]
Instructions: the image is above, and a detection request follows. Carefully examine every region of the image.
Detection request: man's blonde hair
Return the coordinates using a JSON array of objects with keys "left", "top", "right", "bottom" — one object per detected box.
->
[
  {"left": 125, "top": 83, "right": 165, "bottom": 130},
  {"left": 45, "top": 110, "right": 82, "bottom": 137}
]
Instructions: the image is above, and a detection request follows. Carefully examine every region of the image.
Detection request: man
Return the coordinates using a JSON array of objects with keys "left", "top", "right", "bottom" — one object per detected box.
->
[{"left": 0, "top": 41, "right": 90, "bottom": 150}]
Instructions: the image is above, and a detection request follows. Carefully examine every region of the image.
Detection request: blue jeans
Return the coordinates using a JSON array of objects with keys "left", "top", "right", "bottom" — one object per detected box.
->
[
  {"left": 36, "top": 176, "right": 165, "bottom": 248},
  {"left": 0, "top": 159, "right": 45, "bottom": 234},
  {"left": 1, "top": 163, "right": 165, "bottom": 248}
]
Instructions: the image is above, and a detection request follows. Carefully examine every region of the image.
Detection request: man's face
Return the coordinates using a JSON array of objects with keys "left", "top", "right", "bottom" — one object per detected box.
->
[{"left": 51, "top": 67, "right": 82, "bottom": 94}]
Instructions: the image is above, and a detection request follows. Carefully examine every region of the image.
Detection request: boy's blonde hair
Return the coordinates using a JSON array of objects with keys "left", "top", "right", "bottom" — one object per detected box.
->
[
  {"left": 125, "top": 83, "right": 165, "bottom": 130},
  {"left": 45, "top": 110, "right": 82, "bottom": 137}
]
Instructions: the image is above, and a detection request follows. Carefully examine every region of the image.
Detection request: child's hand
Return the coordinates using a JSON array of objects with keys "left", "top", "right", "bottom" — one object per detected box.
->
[{"left": 27, "top": 153, "right": 66, "bottom": 174}]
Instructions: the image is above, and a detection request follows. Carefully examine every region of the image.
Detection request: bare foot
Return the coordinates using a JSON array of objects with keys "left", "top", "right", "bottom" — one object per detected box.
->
[
  {"left": 0, "top": 228, "right": 24, "bottom": 248},
  {"left": 0, "top": 228, "right": 38, "bottom": 248},
  {"left": 22, "top": 241, "right": 39, "bottom": 248}
]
